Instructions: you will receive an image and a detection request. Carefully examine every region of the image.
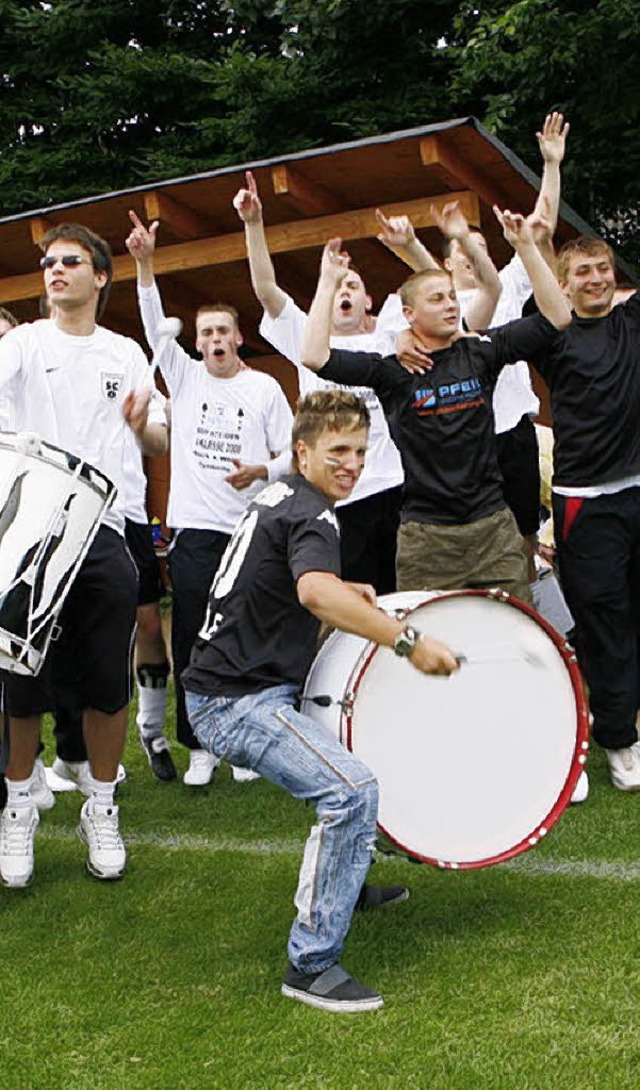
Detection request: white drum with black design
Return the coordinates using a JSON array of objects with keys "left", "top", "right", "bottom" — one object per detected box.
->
[
  {"left": 0, "top": 433, "right": 115, "bottom": 676},
  {"left": 302, "top": 590, "right": 589, "bottom": 870}
]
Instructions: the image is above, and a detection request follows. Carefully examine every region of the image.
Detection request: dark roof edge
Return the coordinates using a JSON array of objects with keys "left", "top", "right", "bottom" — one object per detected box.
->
[{"left": 3, "top": 116, "right": 635, "bottom": 281}]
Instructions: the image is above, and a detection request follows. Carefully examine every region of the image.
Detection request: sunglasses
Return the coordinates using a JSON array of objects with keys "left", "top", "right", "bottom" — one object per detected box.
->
[{"left": 39, "top": 254, "right": 91, "bottom": 270}]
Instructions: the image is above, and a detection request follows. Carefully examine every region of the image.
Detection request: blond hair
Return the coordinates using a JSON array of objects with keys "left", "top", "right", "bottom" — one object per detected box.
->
[
  {"left": 292, "top": 390, "right": 370, "bottom": 467},
  {"left": 557, "top": 237, "right": 615, "bottom": 283},
  {"left": 399, "top": 268, "right": 453, "bottom": 309}
]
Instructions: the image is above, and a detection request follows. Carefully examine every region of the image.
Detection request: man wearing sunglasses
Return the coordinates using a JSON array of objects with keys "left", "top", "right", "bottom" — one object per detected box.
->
[{"left": 0, "top": 223, "right": 167, "bottom": 888}]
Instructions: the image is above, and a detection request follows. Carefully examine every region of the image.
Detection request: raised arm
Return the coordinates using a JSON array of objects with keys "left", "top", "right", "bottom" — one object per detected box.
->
[
  {"left": 532, "top": 112, "right": 569, "bottom": 268},
  {"left": 494, "top": 207, "right": 572, "bottom": 329},
  {"left": 233, "top": 171, "right": 287, "bottom": 320},
  {"left": 300, "top": 239, "right": 350, "bottom": 372},
  {"left": 375, "top": 209, "right": 440, "bottom": 272},
  {"left": 126, "top": 210, "right": 158, "bottom": 290},
  {"left": 433, "top": 201, "right": 502, "bottom": 330}
]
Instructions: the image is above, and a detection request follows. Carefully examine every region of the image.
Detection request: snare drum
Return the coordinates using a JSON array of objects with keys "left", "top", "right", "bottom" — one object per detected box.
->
[
  {"left": 302, "top": 590, "right": 589, "bottom": 870},
  {"left": 0, "top": 433, "right": 115, "bottom": 676}
]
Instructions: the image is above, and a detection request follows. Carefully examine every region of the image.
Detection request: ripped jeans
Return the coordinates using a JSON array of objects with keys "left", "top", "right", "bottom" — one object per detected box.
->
[{"left": 185, "top": 683, "right": 379, "bottom": 974}]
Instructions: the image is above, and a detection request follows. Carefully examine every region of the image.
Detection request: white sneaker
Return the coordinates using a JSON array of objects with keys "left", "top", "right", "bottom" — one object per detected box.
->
[
  {"left": 605, "top": 746, "right": 640, "bottom": 791},
  {"left": 570, "top": 770, "right": 589, "bottom": 804},
  {"left": 183, "top": 750, "right": 219, "bottom": 787},
  {"left": 0, "top": 804, "right": 39, "bottom": 888},
  {"left": 30, "top": 758, "right": 56, "bottom": 811},
  {"left": 78, "top": 797, "right": 126, "bottom": 880},
  {"left": 46, "top": 758, "right": 126, "bottom": 796},
  {"left": 231, "top": 765, "right": 261, "bottom": 783}
]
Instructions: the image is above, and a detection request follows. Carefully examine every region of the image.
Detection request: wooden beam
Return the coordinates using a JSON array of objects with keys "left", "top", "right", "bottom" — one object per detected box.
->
[
  {"left": 270, "top": 165, "right": 343, "bottom": 217},
  {"left": 420, "top": 136, "right": 513, "bottom": 214},
  {"left": 29, "top": 217, "right": 52, "bottom": 245},
  {"left": 0, "top": 191, "right": 478, "bottom": 305},
  {"left": 142, "top": 191, "right": 213, "bottom": 240}
]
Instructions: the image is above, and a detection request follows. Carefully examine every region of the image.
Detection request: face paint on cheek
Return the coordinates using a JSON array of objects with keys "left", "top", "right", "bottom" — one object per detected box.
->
[{"left": 324, "top": 456, "right": 341, "bottom": 466}]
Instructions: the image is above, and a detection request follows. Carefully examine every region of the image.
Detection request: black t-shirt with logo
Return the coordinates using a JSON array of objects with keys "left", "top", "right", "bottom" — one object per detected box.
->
[
  {"left": 182, "top": 474, "right": 342, "bottom": 698},
  {"left": 321, "top": 313, "right": 557, "bottom": 525},
  {"left": 529, "top": 293, "right": 640, "bottom": 488}
]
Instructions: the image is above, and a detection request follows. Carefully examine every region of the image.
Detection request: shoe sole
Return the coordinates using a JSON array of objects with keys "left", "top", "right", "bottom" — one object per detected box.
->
[
  {"left": 77, "top": 826, "right": 125, "bottom": 881},
  {"left": 281, "top": 984, "right": 383, "bottom": 1012}
]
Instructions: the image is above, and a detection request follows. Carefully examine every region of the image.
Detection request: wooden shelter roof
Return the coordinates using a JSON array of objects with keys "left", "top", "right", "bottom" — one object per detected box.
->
[{"left": 1, "top": 117, "right": 629, "bottom": 368}]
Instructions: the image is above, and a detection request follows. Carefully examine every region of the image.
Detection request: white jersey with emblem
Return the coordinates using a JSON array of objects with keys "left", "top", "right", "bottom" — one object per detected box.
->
[
  {"left": 259, "top": 294, "right": 404, "bottom": 505},
  {"left": 137, "top": 283, "right": 293, "bottom": 533},
  {"left": 0, "top": 319, "right": 165, "bottom": 534}
]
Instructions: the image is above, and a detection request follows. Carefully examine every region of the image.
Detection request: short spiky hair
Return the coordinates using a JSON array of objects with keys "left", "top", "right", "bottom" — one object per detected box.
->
[
  {"left": 557, "top": 236, "right": 615, "bottom": 283},
  {"left": 399, "top": 267, "right": 453, "bottom": 308},
  {"left": 292, "top": 390, "right": 370, "bottom": 466},
  {"left": 196, "top": 303, "right": 241, "bottom": 330},
  {"left": 39, "top": 223, "right": 113, "bottom": 320}
]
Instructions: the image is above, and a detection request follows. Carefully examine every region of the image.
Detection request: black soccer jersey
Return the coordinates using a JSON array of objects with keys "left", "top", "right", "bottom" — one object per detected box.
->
[
  {"left": 321, "top": 313, "right": 557, "bottom": 525},
  {"left": 182, "top": 474, "right": 342, "bottom": 697},
  {"left": 530, "top": 293, "right": 640, "bottom": 488}
]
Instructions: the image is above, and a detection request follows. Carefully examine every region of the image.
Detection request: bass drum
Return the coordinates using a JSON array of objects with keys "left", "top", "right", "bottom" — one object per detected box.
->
[
  {"left": 0, "top": 432, "right": 115, "bottom": 676},
  {"left": 301, "top": 589, "right": 589, "bottom": 870}
]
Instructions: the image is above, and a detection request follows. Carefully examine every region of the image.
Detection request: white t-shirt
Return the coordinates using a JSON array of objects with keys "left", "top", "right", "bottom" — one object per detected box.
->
[
  {"left": 138, "top": 284, "right": 293, "bottom": 533},
  {"left": 0, "top": 319, "right": 165, "bottom": 534},
  {"left": 259, "top": 294, "right": 404, "bottom": 505},
  {"left": 458, "top": 254, "right": 540, "bottom": 433}
]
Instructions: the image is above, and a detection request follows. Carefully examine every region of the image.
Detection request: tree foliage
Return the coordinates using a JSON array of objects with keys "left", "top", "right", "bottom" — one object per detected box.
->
[
  {"left": 0, "top": 0, "right": 638, "bottom": 264},
  {"left": 448, "top": 0, "right": 640, "bottom": 263}
]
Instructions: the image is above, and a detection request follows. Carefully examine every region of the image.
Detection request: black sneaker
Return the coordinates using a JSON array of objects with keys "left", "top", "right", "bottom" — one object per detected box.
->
[
  {"left": 355, "top": 883, "right": 409, "bottom": 910},
  {"left": 281, "top": 963, "right": 383, "bottom": 1012},
  {"left": 140, "top": 734, "right": 177, "bottom": 782}
]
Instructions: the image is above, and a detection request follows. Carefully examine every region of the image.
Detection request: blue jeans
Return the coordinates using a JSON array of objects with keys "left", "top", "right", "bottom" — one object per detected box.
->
[{"left": 186, "top": 684, "right": 379, "bottom": 974}]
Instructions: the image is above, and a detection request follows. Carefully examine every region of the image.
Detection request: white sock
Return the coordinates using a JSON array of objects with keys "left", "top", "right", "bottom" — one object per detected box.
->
[
  {"left": 86, "top": 776, "right": 115, "bottom": 809},
  {"left": 136, "top": 662, "right": 169, "bottom": 740},
  {"left": 6, "top": 777, "right": 33, "bottom": 808}
]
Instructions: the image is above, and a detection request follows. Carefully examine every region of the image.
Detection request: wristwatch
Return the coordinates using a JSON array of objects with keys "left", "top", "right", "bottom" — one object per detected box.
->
[{"left": 393, "top": 625, "right": 421, "bottom": 658}]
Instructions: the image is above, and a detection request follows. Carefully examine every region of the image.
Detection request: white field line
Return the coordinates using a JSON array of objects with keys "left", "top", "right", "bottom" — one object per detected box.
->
[{"left": 36, "top": 825, "right": 640, "bottom": 880}]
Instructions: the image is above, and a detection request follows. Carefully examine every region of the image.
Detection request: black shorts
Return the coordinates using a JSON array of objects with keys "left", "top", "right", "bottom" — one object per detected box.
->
[
  {"left": 125, "top": 519, "right": 164, "bottom": 606},
  {"left": 496, "top": 415, "right": 541, "bottom": 537},
  {"left": 1, "top": 526, "right": 138, "bottom": 717}
]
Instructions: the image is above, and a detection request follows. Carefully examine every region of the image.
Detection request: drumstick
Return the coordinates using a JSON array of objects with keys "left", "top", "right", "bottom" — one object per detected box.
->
[
  {"left": 455, "top": 643, "right": 544, "bottom": 668},
  {"left": 151, "top": 317, "right": 183, "bottom": 376}
]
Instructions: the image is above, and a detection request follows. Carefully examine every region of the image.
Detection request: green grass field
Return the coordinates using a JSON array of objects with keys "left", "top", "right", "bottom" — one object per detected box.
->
[{"left": 1, "top": 693, "right": 639, "bottom": 1090}]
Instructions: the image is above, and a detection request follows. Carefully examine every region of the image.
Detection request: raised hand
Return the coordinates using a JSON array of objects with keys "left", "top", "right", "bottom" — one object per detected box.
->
[
  {"left": 375, "top": 208, "right": 415, "bottom": 248},
  {"left": 494, "top": 205, "right": 534, "bottom": 249},
  {"left": 431, "top": 200, "right": 469, "bottom": 241},
  {"left": 126, "top": 210, "right": 158, "bottom": 262},
  {"left": 232, "top": 170, "right": 263, "bottom": 225},
  {"left": 528, "top": 195, "right": 554, "bottom": 244},
  {"left": 536, "top": 111, "right": 569, "bottom": 164},
  {"left": 320, "top": 238, "right": 351, "bottom": 287}
]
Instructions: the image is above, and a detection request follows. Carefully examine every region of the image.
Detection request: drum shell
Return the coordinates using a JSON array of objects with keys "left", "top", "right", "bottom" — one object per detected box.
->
[
  {"left": 0, "top": 434, "right": 115, "bottom": 675},
  {"left": 302, "top": 589, "right": 589, "bottom": 870}
]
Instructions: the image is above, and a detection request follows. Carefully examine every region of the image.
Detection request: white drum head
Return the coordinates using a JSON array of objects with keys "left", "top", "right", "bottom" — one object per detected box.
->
[{"left": 344, "top": 592, "right": 588, "bottom": 868}]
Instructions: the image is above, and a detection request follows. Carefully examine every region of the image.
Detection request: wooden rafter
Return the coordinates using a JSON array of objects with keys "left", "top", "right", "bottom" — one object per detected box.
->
[
  {"left": 0, "top": 190, "right": 479, "bottom": 306},
  {"left": 419, "top": 136, "right": 513, "bottom": 216},
  {"left": 270, "top": 165, "right": 343, "bottom": 217},
  {"left": 142, "top": 192, "right": 215, "bottom": 240}
]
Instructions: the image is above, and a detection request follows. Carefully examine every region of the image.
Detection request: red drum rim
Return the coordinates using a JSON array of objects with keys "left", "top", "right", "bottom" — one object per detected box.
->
[{"left": 344, "top": 588, "right": 590, "bottom": 870}]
